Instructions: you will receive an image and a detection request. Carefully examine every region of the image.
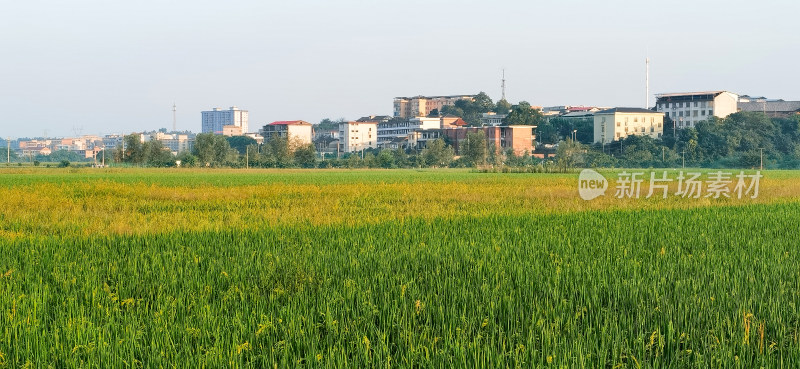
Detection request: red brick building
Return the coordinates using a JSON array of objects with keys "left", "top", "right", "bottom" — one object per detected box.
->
[{"left": 443, "top": 125, "right": 536, "bottom": 156}]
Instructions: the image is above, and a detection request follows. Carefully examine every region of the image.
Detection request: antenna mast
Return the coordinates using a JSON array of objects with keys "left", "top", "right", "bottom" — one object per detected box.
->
[
  {"left": 645, "top": 57, "right": 650, "bottom": 109},
  {"left": 501, "top": 69, "right": 506, "bottom": 101},
  {"left": 172, "top": 103, "right": 177, "bottom": 132}
]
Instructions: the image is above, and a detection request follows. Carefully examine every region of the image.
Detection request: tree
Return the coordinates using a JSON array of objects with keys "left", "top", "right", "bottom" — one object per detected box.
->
[
  {"left": 123, "top": 134, "right": 145, "bottom": 164},
  {"left": 176, "top": 151, "right": 197, "bottom": 167},
  {"left": 504, "top": 101, "right": 544, "bottom": 126},
  {"left": 316, "top": 118, "right": 345, "bottom": 131},
  {"left": 194, "top": 133, "right": 235, "bottom": 166},
  {"left": 294, "top": 143, "right": 317, "bottom": 168},
  {"left": 461, "top": 131, "right": 487, "bottom": 167},
  {"left": 494, "top": 99, "right": 512, "bottom": 114},
  {"left": 555, "top": 139, "right": 586, "bottom": 172},
  {"left": 422, "top": 139, "right": 453, "bottom": 167},
  {"left": 144, "top": 140, "right": 174, "bottom": 167},
  {"left": 1, "top": 147, "right": 18, "bottom": 163},
  {"left": 377, "top": 149, "right": 396, "bottom": 168},
  {"left": 226, "top": 135, "right": 257, "bottom": 155},
  {"left": 264, "top": 135, "right": 292, "bottom": 167}
]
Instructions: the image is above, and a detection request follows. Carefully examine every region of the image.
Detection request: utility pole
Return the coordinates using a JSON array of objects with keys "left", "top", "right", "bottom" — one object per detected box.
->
[
  {"left": 172, "top": 103, "right": 177, "bottom": 132},
  {"left": 102, "top": 145, "right": 105, "bottom": 167},
  {"left": 246, "top": 147, "right": 249, "bottom": 169},
  {"left": 6, "top": 137, "right": 9, "bottom": 164},
  {"left": 681, "top": 150, "right": 686, "bottom": 169},
  {"left": 759, "top": 148, "right": 764, "bottom": 171},
  {"left": 662, "top": 147, "right": 665, "bottom": 163}
]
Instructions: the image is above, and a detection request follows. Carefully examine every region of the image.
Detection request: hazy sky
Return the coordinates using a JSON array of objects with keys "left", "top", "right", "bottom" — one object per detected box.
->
[{"left": 1, "top": 0, "right": 798, "bottom": 138}]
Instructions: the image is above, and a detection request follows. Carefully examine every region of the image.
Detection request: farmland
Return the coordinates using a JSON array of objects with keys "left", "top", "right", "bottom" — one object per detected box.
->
[{"left": 1, "top": 168, "right": 800, "bottom": 367}]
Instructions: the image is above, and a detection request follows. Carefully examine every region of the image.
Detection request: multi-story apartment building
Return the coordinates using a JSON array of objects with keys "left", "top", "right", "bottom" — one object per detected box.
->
[
  {"left": 393, "top": 95, "right": 476, "bottom": 118},
  {"left": 377, "top": 117, "right": 442, "bottom": 147},
  {"left": 261, "top": 121, "right": 314, "bottom": 146},
  {"left": 442, "top": 126, "right": 536, "bottom": 156},
  {"left": 339, "top": 121, "right": 377, "bottom": 153},
  {"left": 146, "top": 132, "right": 194, "bottom": 155},
  {"left": 654, "top": 91, "right": 738, "bottom": 128},
  {"left": 593, "top": 108, "right": 664, "bottom": 144},
  {"left": 201, "top": 106, "right": 249, "bottom": 134}
]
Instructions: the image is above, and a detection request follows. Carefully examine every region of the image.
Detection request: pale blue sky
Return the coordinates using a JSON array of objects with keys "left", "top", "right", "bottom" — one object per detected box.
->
[{"left": 1, "top": 0, "right": 798, "bottom": 138}]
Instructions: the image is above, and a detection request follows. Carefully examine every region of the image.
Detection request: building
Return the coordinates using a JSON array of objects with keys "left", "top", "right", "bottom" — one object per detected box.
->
[
  {"left": 442, "top": 126, "right": 536, "bottom": 156},
  {"left": 201, "top": 107, "right": 249, "bottom": 134},
  {"left": 481, "top": 112, "right": 506, "bottom": 126},
  {"left": 737, "top": 99, "right": 800, "bottom": 118},
  {"left": 222, "top": 125, "right": 242, "bottom": 137},
  {"left": 145, "top": 132, "right": 194, "bottom": 155},
  {"left": 339, "top": 121, "right": 377, "bottom": 153},
  {"left": 393, "top": 95, "right": 476, "bottom": 118},
  {"left": 593, "top": 108, "right": 664, "bottom": 144},
  {"left": 261, "top": 121, "right": 314, "bottom": 146},
  {"left": 654, "top": 91, "right": 738, "bottom": 128}
]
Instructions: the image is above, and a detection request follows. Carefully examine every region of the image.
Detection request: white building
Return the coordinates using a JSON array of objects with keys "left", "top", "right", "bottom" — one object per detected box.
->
[
  {"left": 201, "top": 106, "right": 249, "bottom": 134},
  {"left": 481, "top": 112, "right": 506, "bottom": 126},
  {"left": 654, "top": 91, "right": 738, "bottom": 128},
  {"left": 146, "top": 132, "right": 194, "bottom": 154},
  {"left": 593, "top": 108, "right": 664, "bottom": 144},
  {"left": 339, "top": 121, "right": 377, "bottom": 153},
  {"left": 377, "top": 117, "right": 442, "bottom": 147}
]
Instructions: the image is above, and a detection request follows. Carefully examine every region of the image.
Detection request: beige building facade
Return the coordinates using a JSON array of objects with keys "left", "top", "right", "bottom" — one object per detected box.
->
[
  {"left": 393, "top": 95, "right": 475, "bottom": 118},
  {"left": 261, "top": 121, "right": 314, "bottom": 146},
  {"left": 593, "top": 108, "right": 664, "bottom": 144}
]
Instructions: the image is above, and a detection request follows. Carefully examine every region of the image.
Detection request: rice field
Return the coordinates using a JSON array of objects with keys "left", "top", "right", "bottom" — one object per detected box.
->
[{"left": 1, "top": 168, "right": 800, "bottom": 367}]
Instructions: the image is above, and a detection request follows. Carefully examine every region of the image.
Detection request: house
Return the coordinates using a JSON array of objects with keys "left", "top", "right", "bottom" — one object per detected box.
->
[{"left": 261, "top": 121, "right": 314, "bottom": 145}]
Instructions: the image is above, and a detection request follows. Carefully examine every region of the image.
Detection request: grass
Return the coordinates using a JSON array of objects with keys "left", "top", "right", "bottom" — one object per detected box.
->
[{"left": 1, "top": 168, "right": 799, "bottom": 367}]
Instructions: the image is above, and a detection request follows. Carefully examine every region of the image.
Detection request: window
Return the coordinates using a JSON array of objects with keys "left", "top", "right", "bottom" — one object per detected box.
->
[
  {"left": 694, "top": 102, "right": 699, "bottom": 107},
  {"left": 616, "top": 122, "right": 620, "bottom": 127}
]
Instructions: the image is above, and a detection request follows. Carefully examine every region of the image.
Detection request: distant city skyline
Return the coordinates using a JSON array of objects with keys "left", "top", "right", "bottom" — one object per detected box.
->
[{"left": 2, "top": 0, "right": 799, "bottom": 138}]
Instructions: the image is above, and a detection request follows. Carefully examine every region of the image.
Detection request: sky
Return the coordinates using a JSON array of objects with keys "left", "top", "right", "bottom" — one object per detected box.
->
[{"left": 1, "top": 0, "right": 798, "bottom": 138}]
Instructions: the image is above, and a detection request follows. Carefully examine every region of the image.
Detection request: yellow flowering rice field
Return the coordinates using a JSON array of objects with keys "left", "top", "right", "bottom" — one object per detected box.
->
[{"left": 1, "top": 168, "right": 800, "bottom": 367}]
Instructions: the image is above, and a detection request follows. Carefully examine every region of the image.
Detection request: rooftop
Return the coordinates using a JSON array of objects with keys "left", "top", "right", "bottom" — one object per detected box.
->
[
  {"left": 738, "top": 101, "right": 800, "bottom": 112},
  {"left": 394, "top": 95, "right": 476, "bottom": 100},
  {"left": 655, "top": 91, "right": 736, "bottom": 98},
  {"left": 596, "top": 108, "right": 661, "bottom": 114},
  {"left": 268, "top": 120, "right": 311, "bottom": 126}
]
